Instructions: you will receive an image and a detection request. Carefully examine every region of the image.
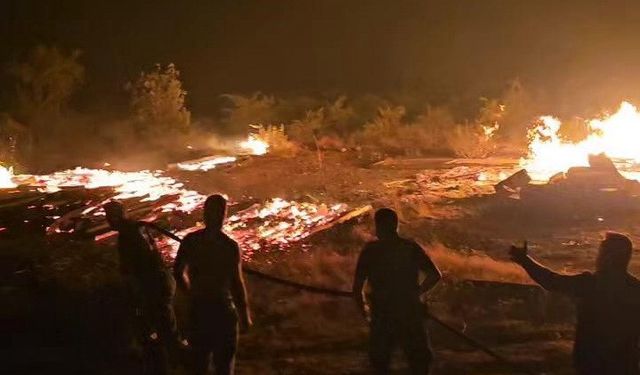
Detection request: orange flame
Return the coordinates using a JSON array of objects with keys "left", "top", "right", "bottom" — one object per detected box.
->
[
  {"left": 521, "top": 102, "right": 640, "bottom": 182},
  {"left": 239, "top": 134, "right": 269, "bottom": 155},
  {"left": 0, "top": 165, "right": 17, "bottom": 188}
]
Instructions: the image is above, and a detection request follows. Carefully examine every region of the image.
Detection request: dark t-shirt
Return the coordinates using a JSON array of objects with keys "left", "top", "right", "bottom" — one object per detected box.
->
[
  {"left": 174, "top": 229, "right": 240, "bottom": 306},
  {"left": 355, "top": 236, "right": 438, "bottom": 314},
  {"left": 116, "top": 220, "right": 168, "bottom": 290},
  {"left": 550, "top": 272, "right": 640, "bottom": 374}
]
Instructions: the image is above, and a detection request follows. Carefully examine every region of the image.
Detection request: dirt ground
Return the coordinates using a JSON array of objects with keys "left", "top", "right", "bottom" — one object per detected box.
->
[{"left": 6, "top": 150, "right": 640, "bottom": 374}]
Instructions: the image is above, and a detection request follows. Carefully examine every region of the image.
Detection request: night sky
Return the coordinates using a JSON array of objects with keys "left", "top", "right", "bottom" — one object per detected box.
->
[{"left": 2, "top": 0, "right": 640, "bottom": 115}]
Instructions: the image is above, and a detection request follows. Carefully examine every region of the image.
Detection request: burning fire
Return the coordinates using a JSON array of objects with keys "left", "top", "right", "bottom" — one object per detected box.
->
[
  {"left": 240, "top": 134, "right": 269, "bottom": 155},
  {"left": 160, "top": 198, "right": 348, "bottom": 260},
  {"left": 9, "top": 167, "right": 207, "bottom": 214},
  {"left": 175, "top": 135, "right": 269, "bottom": 171},
  {"left": 1, "top": 133, "right": 349, "bottom": 263},
  {"left": 176, "top": 156, "right": 237, "bottom": 172},
  {"left": 0, "top": 165, "right": 17, "bottom": 189},
  {"left": 521, "top": 101, "right": 640, "bottom": 182}
]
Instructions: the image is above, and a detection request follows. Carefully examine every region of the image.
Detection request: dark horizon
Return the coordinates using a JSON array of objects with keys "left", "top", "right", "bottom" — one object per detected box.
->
[{"left": 2, "top": 0, "right": 640, "bottom": 116}]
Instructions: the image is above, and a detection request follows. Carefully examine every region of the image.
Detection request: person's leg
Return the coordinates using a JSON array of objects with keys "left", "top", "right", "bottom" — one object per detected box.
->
[
  {"left": 155, "top": 300, "right": 181, "bottom": 357},
  {"left": 190, "top": 345, "right": 212, "bottom": 375},
  {"left": 400, "top": 318, "right": 432, "bottom": 375},
  {"left": 212, "top": 311, "right": 239, "bottom": 375},
  {"left": 369, "top": 316, "right": 394, "bottom": 375},
  {"left": 139, "top": 295, "right": 171, "bottom": 375},
  {"left": 189, "top": 302, "right": 214, "bottom": 375},
  {"left": 144, "top": 294, "right": 180, "bottom": 371}
]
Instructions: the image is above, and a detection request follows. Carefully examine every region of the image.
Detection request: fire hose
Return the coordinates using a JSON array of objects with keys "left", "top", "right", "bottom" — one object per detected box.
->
[{"left": 152, "top": 225, "right": 536, "bottom": 375}]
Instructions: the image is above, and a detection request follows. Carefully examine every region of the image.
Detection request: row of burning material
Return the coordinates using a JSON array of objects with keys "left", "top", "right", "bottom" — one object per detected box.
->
[{"left": 0, "top": 155, "right": 366, "bottom": 261}]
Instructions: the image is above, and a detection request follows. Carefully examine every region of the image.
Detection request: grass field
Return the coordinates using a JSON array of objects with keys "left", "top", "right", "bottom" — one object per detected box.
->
[{"left": 7, "top": 150, "right": 639, "bottom": 374}]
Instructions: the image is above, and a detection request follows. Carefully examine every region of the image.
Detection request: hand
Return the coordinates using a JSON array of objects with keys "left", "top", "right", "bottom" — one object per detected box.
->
[
  {"left": 239, "top": 315, "right": 253, "bottom": 334},
  {"left": 359, "top": 305, "right": 371, "bottom": 323},
  {"left": 509, "top": 241, "right": 529, "bottom": 263}
]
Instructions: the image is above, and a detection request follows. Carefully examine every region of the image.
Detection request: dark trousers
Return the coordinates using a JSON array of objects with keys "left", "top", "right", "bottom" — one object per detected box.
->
[
  {"left": 575, "top": 351, "right": 640, "bottom": 375},
  {"left": 135, "top": 277, "right": 180, "bottom": 375},
  {"left": 189, "top": 303, "right": 238, "bottom": 375},
  {"left": 369, "top": 308, "right": 432, "bottom": 375}
]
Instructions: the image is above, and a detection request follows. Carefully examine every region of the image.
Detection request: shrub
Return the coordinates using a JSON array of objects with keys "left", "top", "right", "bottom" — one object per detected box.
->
[
  {"left": 287, "top": 96, "right": 356, "bottom": 147},
  {"left": 221, "top": 93, "right": 278, "bottom": 134},
  {"left": 498, "top": 79, "right": 541, "bottom": 147},
  {"left": 446, "top": 98, "right": 502, "bottom": 158},
  {"left": 288, "top": 108, "right": 324, "bottom": 146},
  {"left": 253, "top": 124, "right": 299, "bottom": 157},
  {"left": 446, "top": 122, "right": 498, "bottom": 158},
  {"left": 355, "top": 105, "right": 407, "bottom": 154},
  {"left": 355, "top": 105, "right": 456, "bottom": 157},
  {"left": 129, "top": 63, "right": 191, "bottom": 137},
  {"left": 10, "top": 45, "right": 85, "bottom": 121},
  {"left": 410, "top": 105, "right": 457, "bottom": 154}
]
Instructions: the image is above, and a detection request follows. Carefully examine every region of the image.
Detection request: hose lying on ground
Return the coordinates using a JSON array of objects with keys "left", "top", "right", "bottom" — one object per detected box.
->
[{"left": 152, "top": 225, "right": 536, "bottom": 375}]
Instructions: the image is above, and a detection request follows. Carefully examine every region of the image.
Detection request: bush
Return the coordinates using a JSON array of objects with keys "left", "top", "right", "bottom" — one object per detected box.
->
[
  {"left": 410, "top": 106, "right": 457, "bottom": 154},
  {"left": 355, "top": 105, "right": 407, "bottom": 154},
  {"left": 355, "top": 105, "right": 456, "bottom": 157},
  {"left": 129, "top": 63, "right": 191, "bottom": 137},
  {"left": 287, "top": 96, "right": 356, "bottom": 147},
  {"left": 253, "top": 124, "right": 299, "bottom": 157},
  {"left": 446, "top": 122, "right": 498, "bottom": 158},
  {"left": 446, "top": 98, "right": 502, "bottom": 158},
  {"left": 10, "top": 45, "right": 85, "bottom": 121},
  {"left": 288, "top": 108, "right": 325, "bottom": 146},
  {"left": 498, "top": 79, "right": 540, "bottom": 146},
  {"left": 221, "top": 93, "right": 278, "bottom": 134}
]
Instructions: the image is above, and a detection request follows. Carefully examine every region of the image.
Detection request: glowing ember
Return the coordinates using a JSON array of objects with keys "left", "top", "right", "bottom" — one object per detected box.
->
[
  {"left": 0, "top": 165, "right": 17, "bottom": 188},
  {"left": 521, "top": 102, "right": 640, "bottom": 182},
  {"left": 159, "top": 198, "right": 348, "bottom": 260},
  {"left": 240, "top": 134, "right": 269, "bottom": 155},
  {"left": 2, "top": 161, "right": 350, "bottom": 262},
  {"left": 176, "top": 156, "right": 237, "bottom": 172},
  {"left": 483, "top": 123, "right": 500, "bottom": 138},
  {"left": 9, "top": 167, "right": 207, "bottom": 214},
  {"left": 477, "top": 170, "right": 510, "bottom": 184}
]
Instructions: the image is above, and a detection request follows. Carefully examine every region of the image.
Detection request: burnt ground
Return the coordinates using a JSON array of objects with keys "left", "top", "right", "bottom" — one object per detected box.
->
[{"left": 6, "top": 150, "right": 640, "bottom": 374}]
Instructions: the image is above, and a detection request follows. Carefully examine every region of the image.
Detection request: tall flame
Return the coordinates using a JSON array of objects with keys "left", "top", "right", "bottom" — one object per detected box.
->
[{"left": 521, "top": 102, "right": 640, "bottom": 181}]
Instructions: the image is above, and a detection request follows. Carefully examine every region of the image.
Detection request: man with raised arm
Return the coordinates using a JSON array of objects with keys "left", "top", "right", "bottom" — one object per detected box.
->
[
  {"left": 174, "top": 194, "right": 251, "bottom": 375},
  {"left": 104, "top": 201, "right": 180, "bottom": 374},
  {"left": 510, "top": 232, "right": 640, "bottom": 375},
  {"left": 353, "top": 208, "right": 442, "bottom": 375}
]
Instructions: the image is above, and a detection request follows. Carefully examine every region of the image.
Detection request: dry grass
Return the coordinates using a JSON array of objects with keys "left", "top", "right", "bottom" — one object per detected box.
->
[{"left": 426, "top": 242, "right": 531, "bottom": 284}]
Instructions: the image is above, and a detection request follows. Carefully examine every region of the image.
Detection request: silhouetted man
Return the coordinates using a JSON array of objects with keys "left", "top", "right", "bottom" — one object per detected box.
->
[
  {"left": 510, "top": 232, "right": 640, "bottom": 375},
  {"left": 174, "top": 194, "right": 252, "bottom": 375},
  {"left": 104, "top": 201, "right": 179, "bottom": 374},
  {"left": 353, "top": 208, "right": 442, "bottom": 375}
]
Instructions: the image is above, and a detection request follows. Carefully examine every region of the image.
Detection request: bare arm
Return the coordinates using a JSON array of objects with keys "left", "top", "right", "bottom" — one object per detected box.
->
[
  {"left": 352, "top": 247, "right": 368, "bottom": 317},
  {"left": 173, "top": 238, "right": 190, "bottom": 291},
  {"left": 510, "top": 244, "right": 586, "bottom": 296},
  {"left": 417, "top": 246, "right": 442, "bottom": 295},
  {"left": 231, "top": 260, "right": 252, "bottom": 331}
]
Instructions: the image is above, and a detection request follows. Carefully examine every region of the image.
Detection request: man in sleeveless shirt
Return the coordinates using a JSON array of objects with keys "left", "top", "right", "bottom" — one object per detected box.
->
[
  {"left": 353, "top": 208, "right": 442, "bottom": 374},
  {"left": 174, "top": 195, "right": 252, "bottom": 375}
]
